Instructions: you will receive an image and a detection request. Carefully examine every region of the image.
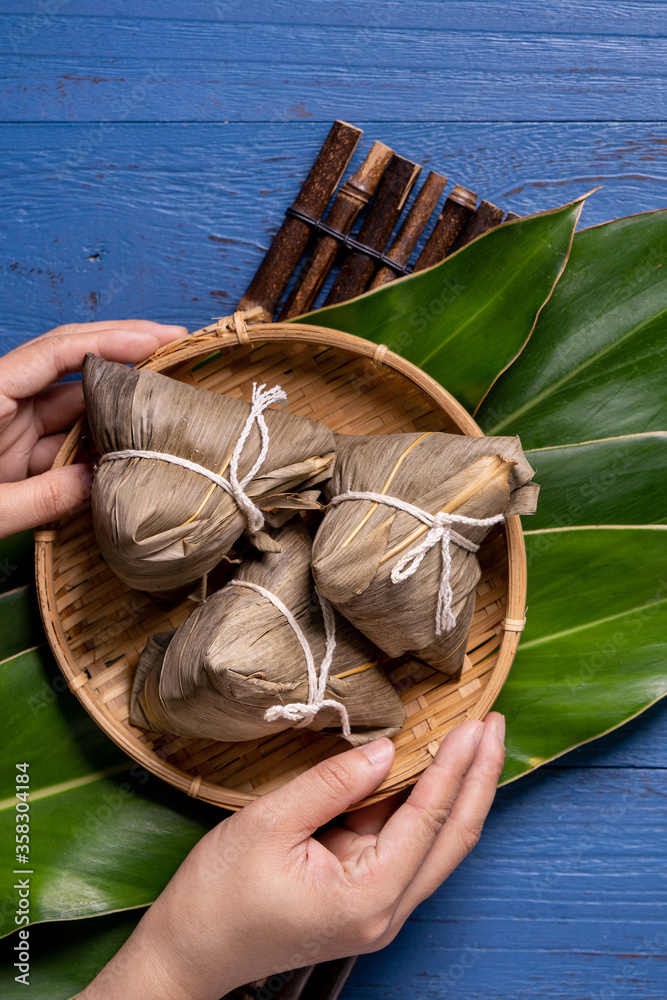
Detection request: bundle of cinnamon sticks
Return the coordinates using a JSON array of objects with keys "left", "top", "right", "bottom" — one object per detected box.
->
[{"left": 239, "top": 120, "right": 517, "bottom": 322}]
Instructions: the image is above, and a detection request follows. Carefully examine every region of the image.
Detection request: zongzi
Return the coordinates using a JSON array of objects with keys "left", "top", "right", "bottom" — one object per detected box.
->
[
  {"left": 129, "top": 521, "right": 406, "bottom": 745},
  {"left": 83, "top": 354, "right": 334, "bottom": 595},
  {"left": 311, "top": 431, "right": 538, "bottom": 675}
]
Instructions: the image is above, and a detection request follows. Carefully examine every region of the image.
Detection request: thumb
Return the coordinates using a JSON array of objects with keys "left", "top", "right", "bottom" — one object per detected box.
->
[
  {"left": 256, "top": 739, "right": 396, "bottom": 842},
  {"left": 0, "top": 464, "right": 93, "bottom": 538}
]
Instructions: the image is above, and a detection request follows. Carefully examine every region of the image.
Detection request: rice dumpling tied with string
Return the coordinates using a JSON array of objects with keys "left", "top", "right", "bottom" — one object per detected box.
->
[
  {"left": 129, "top": 521, "right": 406, "bottom": 745},
  {"left": 311, "top": 432, "right": 539, "bottom": 676},
  {"left": 83, "top": 354, "right": 335, "bottom": 596}
]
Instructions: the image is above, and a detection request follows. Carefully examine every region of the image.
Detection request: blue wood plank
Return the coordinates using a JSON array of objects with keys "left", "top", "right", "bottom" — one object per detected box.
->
[
  {"left": 1, "top": 121, "right": 666, "bottom": 352},
  {"left": 344, "top": 765, "right": 667, "bottom": 998},
  {"left": 546, "top": 696, "right": 667, "bottom": 771},
  {"left": 5, "top": 17, "right": 667, "bottom": 69},
  {"left": 2, "top": 13, "right": 667, "bottom": 122},
  {"left": 3, "top": 1, "right": 667, "bottom": 37},
  {"left": 4, "top": 61, "right": 665, "bottom": 125}
]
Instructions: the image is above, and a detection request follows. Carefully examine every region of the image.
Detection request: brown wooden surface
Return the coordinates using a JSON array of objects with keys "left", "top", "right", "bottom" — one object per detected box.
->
[
  {"left": 237, "top": 120, "right": 362, "bottom": 320},
  {"left": 323, "top": 153, "right": 421, "bottom": 305},
  {"left": 279, "top": 141, "right": 392, "bottom": 319},
  {"left": 369, "top": 170, "right": 447, "bottom": 289}
]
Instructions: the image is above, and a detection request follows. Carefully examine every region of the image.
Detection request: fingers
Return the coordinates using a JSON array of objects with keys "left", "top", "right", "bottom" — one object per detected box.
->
[
  {"left": 317, "top": 827, "right": 372, "bottom": 861},
  {"left": 0, "top": 322, "right": 187, "bottom": 400},
  {"left": 372, "top": 719, "right": 484, "bottom": 893},
  {"left": 28, "top": 434, "right": 69, "bottom": 476},
  {"left": 19, "top": 319, "right": 186, "bottom": 348},
  {"left": 252, "top": 739, "right": 395, "bottom": 843},
  {"left": 0, "top": 464, "right": 92, "bottom": 538},
  {"left": 393, "top": 713, "right": 506, "bottom": 917},
  {"left": 344, "top": 789, "right": 407, "bottom": 837},
  {"left": 33, "top": 382, "right": 85, "bottom": 437},
  {"left": 317, "top": 784, "right": 406, "bottom": 861}
]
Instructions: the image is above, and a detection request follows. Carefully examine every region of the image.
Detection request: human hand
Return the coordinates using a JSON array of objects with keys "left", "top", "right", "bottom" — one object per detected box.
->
[
  {"left": 0, "top": 320, "right": 187, "bottom": 538},
  {"left": 81, "top": 713, "right": 505, "bottom": 1000}
]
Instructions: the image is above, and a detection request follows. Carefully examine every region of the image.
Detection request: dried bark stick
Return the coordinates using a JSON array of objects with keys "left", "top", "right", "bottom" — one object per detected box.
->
[
  {"left": 456, "top": 198, "right": 505, "bottom": 249},
  {"left": 238, "top": 120, "right": 362, "bottom": 320},
  {"left": 503, "top": 210, "right": 521, "bottom": 222},
  {"left": 302, "top": 957, "right": 359, "bottom": 1000},
  {"left": 413, "top": 184, "right": 477, "bottom": 271},
  {"left": 369, "top": 170, "right": 447, "bottom": 289},
  {"left": 279, "top": 141, "right": 392, "bottom": 319},
  {"left": 323, "top": 153, "right": 421, "bottom": 306}
]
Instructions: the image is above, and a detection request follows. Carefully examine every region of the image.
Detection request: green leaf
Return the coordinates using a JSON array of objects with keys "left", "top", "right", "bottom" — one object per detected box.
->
[
  {"left": 0, "top": 910, "right": 142, "bottom": 999},
  {"left": 497, "top": 527, "right": 667, "bottom": 784},
  {"left": 0, "top": 531, "right": 34, "bottom": 594},
  {"left": 0, "top": 645, "right": 220, "bottom": 933},
  {"left": 0, "top": 586, "right": 41, "bottom": 663},
  {"left": 478, "top": 210, "right": 667, "bottom": 446},
  {"left": 0, "top": 767, "right": 216, "bottom": 928},
  {"left": 295, "top": 196, "right": 586, "bottom": 412},
  {"left": 527, "top": 433, "right": 667, "bottom": 530},
  {"left": 0, "top": 646, "right": 127, "bottom": 800}
]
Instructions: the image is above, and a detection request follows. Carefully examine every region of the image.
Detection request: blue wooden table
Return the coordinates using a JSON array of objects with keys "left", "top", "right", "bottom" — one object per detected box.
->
[{"left": 1, "top": 3, "right": 666, "bottom": 996}]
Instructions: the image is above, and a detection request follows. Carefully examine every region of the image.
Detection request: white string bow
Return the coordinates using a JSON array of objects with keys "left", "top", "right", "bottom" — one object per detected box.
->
[
  {"left": 329, "top": 490, "right": 505, "bottom": 635},
  {"left": 99, "top": 382, "right": 287, "bottom": 536},
  {"left": 229, "top": 579, "right": 351, "bottom": 737}
]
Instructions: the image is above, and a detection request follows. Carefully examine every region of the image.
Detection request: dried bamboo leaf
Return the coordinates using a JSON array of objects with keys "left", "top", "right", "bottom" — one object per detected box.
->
[
  {"left": 312, "top": 432, "right": 538, "bottom": 674},
  {"left": 130, "top": 522, "right": 405, "bottom": 745},
  {"left": 83, "top": 355, "right": 334, "bottom": 595}
]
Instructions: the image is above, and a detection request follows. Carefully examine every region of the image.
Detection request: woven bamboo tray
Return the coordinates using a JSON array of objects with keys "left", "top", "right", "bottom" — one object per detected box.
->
[{"left": 35, "top": 313, "right": 527, "bottom": 811}]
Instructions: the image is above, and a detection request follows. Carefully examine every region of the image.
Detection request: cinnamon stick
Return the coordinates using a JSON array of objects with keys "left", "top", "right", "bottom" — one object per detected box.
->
[
  {"left": 456, "top": 198, "right": 505, "bottom": 249},
  {"left": 413, "top": 184, "right": 476, "bottom": 271},
  {"left": 238, "top": 120, "right": 362, "bottom": 320},
  {"left": 369, "top": 170, "right": 447, "bottom": 289},
  {"left": 503, "top": 210, "right": 521, "bottom": 223},
  {"left": 304, "top": 957, "right": 359, "bottom": 1000},
  {"left": 323, "top": 153, "right": 421, "bottom": 306},
  {"left": 279, "top": 141, "right": 392, "bottom": 319}
]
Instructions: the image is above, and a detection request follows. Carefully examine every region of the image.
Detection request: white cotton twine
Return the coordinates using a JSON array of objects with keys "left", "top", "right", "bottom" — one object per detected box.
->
[
  {"left": 99, "top": 382, "right": 287, "bottom": 536},
  {"left": 328, "top": 491, "right": 505, "bottom": 635},
  {"left": 229, "top": 579, "right": 351, "bottom": 736}
]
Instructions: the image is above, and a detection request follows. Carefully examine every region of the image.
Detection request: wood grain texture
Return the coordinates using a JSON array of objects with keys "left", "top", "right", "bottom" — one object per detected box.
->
[
  {"left": 348, "top": 764, "right": 667, "bottom": 998},
  {"left": 3, "top": 7, "right": 667, "bottom": 122},
  {"left": 1, "top": 4, "right": 666, "bottom": 997},
  {"left": 2, "top": 2, "right": 667, "bottom": 36},
  {"left": 1, "top": 122, "right": 667, "bottom": 353},
  {"left": 2, "top": 59, "right": 667, "bottom": 124}
]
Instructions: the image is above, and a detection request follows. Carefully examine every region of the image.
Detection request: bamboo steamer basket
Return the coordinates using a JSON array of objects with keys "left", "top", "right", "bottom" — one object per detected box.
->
[{"left": 35, "top": 311, "right": 527, "bottom": 811}]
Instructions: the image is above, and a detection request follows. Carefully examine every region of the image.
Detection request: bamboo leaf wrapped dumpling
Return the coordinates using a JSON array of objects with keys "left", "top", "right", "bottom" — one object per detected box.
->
[
  {"left": 311, "top": 432, "right": 539, "bottom": 675},
  {"left": 129, "top": 522, "right": 405, "bottom": 745},
  {"left": 83, "top": 354, "right": 335, "bottom": 595}
]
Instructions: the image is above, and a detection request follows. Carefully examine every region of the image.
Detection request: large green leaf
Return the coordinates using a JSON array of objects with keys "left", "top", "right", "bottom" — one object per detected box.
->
[
  {"left": 0, "top": 531, "right": 34, "bottom": 593},
  {"left": 0, "top": 641, "right": 220, "bottom": 933},
  {"left": 527, "top": 433, "right": 667, "bottom": 530},
  {"left": 295, "top": 196, "right": 586, "bottom": 412},
  {"left": 498, "top": 526, "right": 667, "bottom": 784},
  {"left": 0, "top": 911, "right": 142, "bottom": 1000},
  {"left": 478, "top": 210, "right": 667, "bottom": 446},
  {"left": 0, "top": 585, "right": 40, "bottom": 662}
]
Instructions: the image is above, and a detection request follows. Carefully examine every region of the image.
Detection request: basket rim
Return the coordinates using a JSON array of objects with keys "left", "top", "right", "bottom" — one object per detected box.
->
[{"left": 35, "top": 318, "right": 527, "bottom": 810}]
